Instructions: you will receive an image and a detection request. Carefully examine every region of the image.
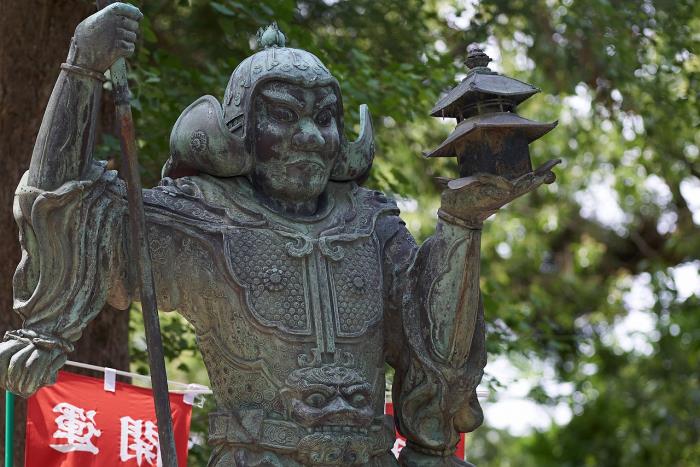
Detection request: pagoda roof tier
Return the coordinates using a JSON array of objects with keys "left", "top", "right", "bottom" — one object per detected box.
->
[
  {"left": 424, "top": 112, "right": 557, "bottom": 158},
  {"left": 430, "top": 72, "right": 540, "bottom": 118}
]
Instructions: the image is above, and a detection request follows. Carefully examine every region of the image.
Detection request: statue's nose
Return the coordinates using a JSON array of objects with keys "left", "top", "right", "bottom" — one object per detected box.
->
[{"left": 292, "top": 118, "right": 325, "bottom": 150}]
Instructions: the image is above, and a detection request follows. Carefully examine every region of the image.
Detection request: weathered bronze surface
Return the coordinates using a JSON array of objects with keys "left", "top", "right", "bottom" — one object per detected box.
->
[
  {"left": 426, "top": 45, "right": 557, "bottom": 180},
  {"left": 0, "top": 7, "right": 559, "bottom": 466}
]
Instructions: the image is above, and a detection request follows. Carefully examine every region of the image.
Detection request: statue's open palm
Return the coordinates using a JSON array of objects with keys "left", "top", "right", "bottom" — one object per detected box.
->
[{"left": 439, "top": 159, "right": 560, "bottom": 228}]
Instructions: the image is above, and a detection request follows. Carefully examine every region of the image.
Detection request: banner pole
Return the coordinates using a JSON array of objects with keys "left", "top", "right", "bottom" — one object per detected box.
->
[{"left": 4, "top": 391, "right": 14, "bottom": 467}]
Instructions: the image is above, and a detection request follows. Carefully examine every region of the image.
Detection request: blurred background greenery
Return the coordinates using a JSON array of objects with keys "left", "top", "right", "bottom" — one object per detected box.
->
[{"left": 91, "top": 0, "right": 700, "bottom": 464}]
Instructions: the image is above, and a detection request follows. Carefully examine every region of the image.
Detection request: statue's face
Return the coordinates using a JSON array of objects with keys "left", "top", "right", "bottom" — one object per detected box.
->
[{"left": 252, "top": 81, "right": 340, "bottom": 204}]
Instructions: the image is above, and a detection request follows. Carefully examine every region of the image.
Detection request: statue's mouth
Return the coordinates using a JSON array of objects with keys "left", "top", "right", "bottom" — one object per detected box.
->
[
  {"left": 285, "top": 158, "right": 325, "bottom": 170},
  {"left": 283, "top": 159, "right": 327, "bottom": 183}
]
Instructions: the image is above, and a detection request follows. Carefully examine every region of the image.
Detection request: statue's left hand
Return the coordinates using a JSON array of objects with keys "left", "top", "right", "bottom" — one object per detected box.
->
[
  {"left": 439, "top": 159, "right": 560, "bottom": 228},
  {"left": 0, "top": 339, "right": 66, "bottom": 397}
]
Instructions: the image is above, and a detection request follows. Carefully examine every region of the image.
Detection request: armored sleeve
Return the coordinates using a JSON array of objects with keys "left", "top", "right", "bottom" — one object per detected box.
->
[
  {"left": 0, "top": 64, "right": 182, "bottom": 397},
  {"left": 0, "top": 162, "right": 134, "bottom": 396},
  {"left": 378, "top": 214, "right": 486, "bottom": 464}
]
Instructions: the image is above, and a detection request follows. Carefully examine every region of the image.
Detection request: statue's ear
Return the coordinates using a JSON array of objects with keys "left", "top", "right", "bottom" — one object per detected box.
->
[
  {"left": 162, "top": 95, "right": 253, "bottom": 179},
  {"left": 330, "top": 104, "right": 374, "bottom": 182}
]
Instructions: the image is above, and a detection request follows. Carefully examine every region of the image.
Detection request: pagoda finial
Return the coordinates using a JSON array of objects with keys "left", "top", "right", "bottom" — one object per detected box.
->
[
  {"left": 257, "top": 22, "right": 286, "bottom": 49},
  {"left": 465, "top": 44, "right": 492, "bottom": 70}
]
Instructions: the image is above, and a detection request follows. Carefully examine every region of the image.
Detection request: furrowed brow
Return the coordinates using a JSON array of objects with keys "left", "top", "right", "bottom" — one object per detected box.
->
[
  {"left": 260, "top": 89, "right": 305, "bottom": 110},
  {"left": 315, "top": 93, "right": 338, "bottom": 110}
]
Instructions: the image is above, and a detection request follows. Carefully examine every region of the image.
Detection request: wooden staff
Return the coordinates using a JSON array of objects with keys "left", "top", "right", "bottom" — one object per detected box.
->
[{"left": 95, "top": 1, "right": 178, "bottom": 465}]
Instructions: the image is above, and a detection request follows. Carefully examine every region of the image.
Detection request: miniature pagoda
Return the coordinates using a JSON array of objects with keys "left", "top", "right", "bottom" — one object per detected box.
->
[{"left": 426, "top": 45, "right": 557, "bottom": 180}]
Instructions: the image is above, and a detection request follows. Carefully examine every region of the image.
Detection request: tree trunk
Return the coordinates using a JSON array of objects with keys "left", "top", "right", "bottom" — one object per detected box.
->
[{"left": 0, "top": 1, "right": 130, "bottom": 464}]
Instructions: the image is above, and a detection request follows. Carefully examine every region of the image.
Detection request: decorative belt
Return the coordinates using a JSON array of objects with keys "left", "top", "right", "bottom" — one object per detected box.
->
[{"left": 209, "top": 409, "right": 395, "bottom": 465}]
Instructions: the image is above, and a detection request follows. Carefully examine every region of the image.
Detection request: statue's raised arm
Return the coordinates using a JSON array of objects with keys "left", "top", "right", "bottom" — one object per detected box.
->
[
  {"left": 381, "top": 165, "right": 557, "bottom": 466},
  {"left": 382, "top": 47, "right": 559, "bottom": 466},
  {"left": 27, "top": 2, "right": 142, "bottom": 190},
  {"left": 0, "top": 3, "right": 142, "bottom": 397}
]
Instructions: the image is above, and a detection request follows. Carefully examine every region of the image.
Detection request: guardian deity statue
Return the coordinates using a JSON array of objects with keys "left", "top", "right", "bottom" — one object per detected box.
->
[{"left": 0, "top": 4, "right": 558, "bottom": 466}]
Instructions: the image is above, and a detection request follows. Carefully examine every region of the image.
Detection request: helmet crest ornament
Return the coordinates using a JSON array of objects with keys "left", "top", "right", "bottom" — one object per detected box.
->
[
  {"left": 257, "top": 22, "right": 286, "bottom": 49},
  {"left": 164, "top": 24, "right": 374, "bottom": 182}
]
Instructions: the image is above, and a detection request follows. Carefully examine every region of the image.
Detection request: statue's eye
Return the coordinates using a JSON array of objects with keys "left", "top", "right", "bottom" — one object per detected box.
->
[
  {"left": 315, "top": 109, "right": 333, "bottom": 127},
  {"left": 349, "top": 393, "right": 368, "bottom": 407},
  {"left": 270, "top": 106, "right": 297, "bottom": 123},
  {"left": 305, "top": 393, "right": 327, "bottom": 408}
]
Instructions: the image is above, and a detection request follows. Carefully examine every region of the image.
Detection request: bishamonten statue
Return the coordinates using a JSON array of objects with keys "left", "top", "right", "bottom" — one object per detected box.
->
[{"left": 0, "top": 3, "right": 558, "bottom": 466}]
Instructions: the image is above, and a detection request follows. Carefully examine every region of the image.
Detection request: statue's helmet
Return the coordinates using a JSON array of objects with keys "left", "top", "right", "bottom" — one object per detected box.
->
[{"left": 164, "top": 23, "right": 374, "bottom": 182}]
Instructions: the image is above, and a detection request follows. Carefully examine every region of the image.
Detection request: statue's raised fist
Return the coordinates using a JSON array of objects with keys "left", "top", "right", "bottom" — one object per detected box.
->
[{"left": 67, "top": 2, "right": 143, "bottom": 73}]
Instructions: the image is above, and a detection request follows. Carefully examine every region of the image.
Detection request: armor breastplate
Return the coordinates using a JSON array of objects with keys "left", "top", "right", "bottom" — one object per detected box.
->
[
  {"left": 224, "top": 227, "right": 384, "bottom": 340},
  {"left": 149, "top": 178, "right": 399, "bottom": 464}
]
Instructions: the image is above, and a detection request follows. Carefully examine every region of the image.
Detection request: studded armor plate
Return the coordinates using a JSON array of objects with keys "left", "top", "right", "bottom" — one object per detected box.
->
[
  {"left": 225, "top": 228, "right": 311, "bottom": 335},
  {"left": 330, "top": 236, "right": 383, "bottom": 337}
]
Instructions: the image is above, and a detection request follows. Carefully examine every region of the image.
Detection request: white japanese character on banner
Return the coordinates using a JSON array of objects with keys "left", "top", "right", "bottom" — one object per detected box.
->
[
  {"left": 120, "top": 416, "right": 162, "bottom": 466},
  {"left": 49, "top": 402, "right": 101, "bottom": 454},
  {"left": 391, "top": 437, "right": 406, "bottom": 458}
]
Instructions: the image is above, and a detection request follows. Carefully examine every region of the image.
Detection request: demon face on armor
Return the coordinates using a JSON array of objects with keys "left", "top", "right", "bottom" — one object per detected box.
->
[
  {"left": 281, "top": 365, "right": 375, "bottom": 465},
  {"left": 281, "top": 365, "right": 373, "bottom": 428}
]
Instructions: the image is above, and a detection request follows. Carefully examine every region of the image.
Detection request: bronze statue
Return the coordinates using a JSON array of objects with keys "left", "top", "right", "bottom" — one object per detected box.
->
[{"left": 0, "top": 3, "right": 558, "bottom": 466}]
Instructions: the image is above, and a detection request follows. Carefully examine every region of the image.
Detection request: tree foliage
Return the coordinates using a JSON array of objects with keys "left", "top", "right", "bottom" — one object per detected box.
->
[{"left": 112, "top": 0, "right": 699, "bottom": 464}]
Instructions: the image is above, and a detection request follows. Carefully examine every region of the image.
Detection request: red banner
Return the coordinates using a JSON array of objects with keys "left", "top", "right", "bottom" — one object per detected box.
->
[
  {"left": 26, "top": 371, "right": 192, "bottom": 467},
  {"left": 385, "top": 402, "right": 466, "bottom": 460}
]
